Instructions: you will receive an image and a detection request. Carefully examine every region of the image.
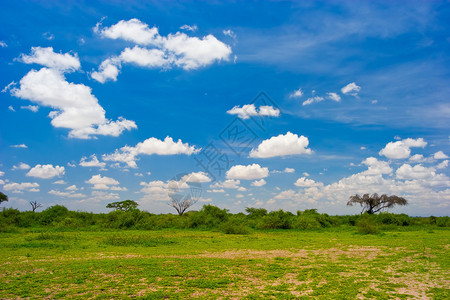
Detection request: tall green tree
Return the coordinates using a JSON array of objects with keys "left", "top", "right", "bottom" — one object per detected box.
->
[{"left": 347, "top": 193, "right": 408, "bottom": 214}]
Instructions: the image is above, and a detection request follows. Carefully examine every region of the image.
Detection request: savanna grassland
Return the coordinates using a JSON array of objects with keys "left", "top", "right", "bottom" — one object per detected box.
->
[{"left": 0, "top": 206, "right": 449, "bottom": 299}]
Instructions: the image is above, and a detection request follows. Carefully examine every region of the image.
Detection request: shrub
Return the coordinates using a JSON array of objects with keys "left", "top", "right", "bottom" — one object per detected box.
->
[
  {"left": 293, "top": 215, "right": 321, "bottom": 230},
  {"left": 187, "top": 205, "right": 229, "bottom": 228},
  {"left": 39, "top": 205, "right": 69, "bottom": 225},
  {"left": 357, "top": 216, "right": 379, "bottom": 234},
  {"left": 220, "top": 221, "right": 250, "bottom": 234},
  {"left": 436, "top": 216, "right": 450, "bottom": 227},
  {"left": 259, "top": 210, "right": 294, "bottom": 229}
]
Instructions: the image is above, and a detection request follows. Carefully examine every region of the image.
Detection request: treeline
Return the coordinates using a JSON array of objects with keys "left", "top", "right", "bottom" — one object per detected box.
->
[{"left": 1, "top": 205, "right": 449, "bottom": 234}]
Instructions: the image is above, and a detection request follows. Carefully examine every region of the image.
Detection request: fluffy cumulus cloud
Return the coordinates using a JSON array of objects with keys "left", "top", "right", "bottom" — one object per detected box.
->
[
  {"left": 20, "top": 105, "right": 39, "bottom": 112},
  {"left": 20, "top": 47, "right": 80, "bottom": 72},
  {"left": 12, "top": 162, "right": 31, "bottom": 170},
  {"left": 379, "top": 138, "right": 427, "bottom": 159},
  {"left": 269, "top": 154, "right": 450, "bottom": 211},
  {"left": 341, "top": 82, "right": 361, "bottom": 96},
  {"left": 226, "top": 104, "right": 280, "bottom": 119},
  {"left": 210, "top": 179, "right": 241, "bottom": 189},
  {"left": 361, "top": 157, "right": 393, "bottom": 175},
  {"left": 79, "top": 155, "right": 106, "bottom": 168},
  {"left": 251, "top": 179, "right": 266, "bottom": 187},
  {"left": 226, "top": 164, "right": 269, "bottom": 180},
  {"left": 294, "top": 177, "right": 323, "bottom": 187},
  {"left": 434, "top": 151, "right": 448, "bottom": 160},
  {"left": 326, "top": 92, "right": 341, "bottom": 102},
  {"left": 103, "top": 136, "right": 200, "bottom": 168},
  {"left": 3, "top": 182, "right": 40, "bottom": 193},
  {"left": 179, "top": 172, "right": 211, "bottom": 183},
  {"left": 86, "top": 174, "right": 126, "bottom": 191},
  {"left": 92, "top": 18, "right": 232, "bottom": 82},
  {"left": 250, "top": 132, "right": 312, "bottom": 158},
  {"left": 26, "top": 164, "right": 65, "bottom": 179},
  {"left": 11, "top": 47, "right": 136, "bottom": 139}
]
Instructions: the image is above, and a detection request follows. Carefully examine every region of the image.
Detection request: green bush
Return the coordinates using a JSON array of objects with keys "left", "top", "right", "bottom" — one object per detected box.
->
[
  {"left": 39, "top": 205, "right": 69, "bottom": 225},
  {"left": 259, "top": 210, "right": 294, "bottom": 229},
  {"left": 357, "top": 216, "right": 379, "bottom": 234},
  {"left": 293, "top": 215, "right": 321, "bottom": 229},
  {"left": 436, "top": 216, "right": 450, "bottom": 227},
  {"left": 187, "top": 205, "right": 229, "bottom": 228}
]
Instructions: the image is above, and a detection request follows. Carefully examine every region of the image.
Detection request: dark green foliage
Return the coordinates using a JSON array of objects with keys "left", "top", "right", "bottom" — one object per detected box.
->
[
  {"left": 357, "top": 215, "right": 379, "bottom": 234},
  {"left": 188, "top": 205, "right": 229, "bottom": 228},
  {"left": 106, "top": 200, "right": 139, "bottom": 212},
  {"left": 259, "top": 210, "right": 294, "bottom": 229},
  {"left": 0, "top": 191, "right": 8, "bottom": 206},
  {"left": 39, "top": 205, "right": 69, "bottom": 225},
  {"left": 245, "top": 207, "right": 268, "bottom": 218}
]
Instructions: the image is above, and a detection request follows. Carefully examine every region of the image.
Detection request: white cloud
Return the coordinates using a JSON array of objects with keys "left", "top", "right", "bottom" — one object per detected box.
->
[
  {"left": 436, "top": 160, "right": 448, "bottom": 169},
  {"left": 93, "top": 19, "right": 232, "bottom": 82},
  {"left": 3, "top": 182, "right": 40, "bottom": 193},
  {"left": 26, "top": 164, "right": 65, "bottom": 179},
  {"left": 20, "top": 47, "right": 80, "bottom": 71},
  {"left": 210, "top": 179, "right": 241, "bottom": 189},
  {"left": 91, "top": 191, "right": 120, "bottom": 201},
  {"left": 0, "top": 41, "right": 7, "bottom": 47},
  {"left": 20, "top": 105, "right": 39, "bottom": 112},
  {"left": 86, "top": 174, "right": 120, "bottom": 190},
  {"left": 434, "top": 151, "right": 448, "bottom": 159},
  {"left": 341, "top": 82, "right": 361, "bottom": 96},
  {"left": 103, "top": 136, "right": 200, "bottom": 168},
  {"left": 210, "top": 189, "right": 225, "bottom": 193},
  {"left": 272, "top": 167, "right": 295, "bottom": 174},
  {"left": 8, "top": 105, "right": 15, "bottom": 111},
  {"left": 361, "top": 157, "right": 393, "bottom": 175},
  {"left": 251, "top": 179, "right": 266, "bottom": 187},
  {"left": 11, "top": 65, "right": 136, "bottom": 139},
  {"left": 12, "top": 162, "right": 31, "bottom": 170},
  {"left": 326, "top": 92, "right": 341, "bottom": 102},
  {"left": 164, "top": 32, "right": 232, "bottom": 70},
  {"left": 119, "top": 46, "right": 169, "bottom": 68},
  {"left": 226, "top": 164, "right": 269, "bottom": 180},
  {"left": 66, "top": 185, "right": 78, "bottom": 191},
  {"left": 289, "top": 88, "right": 303, "bottom": 98},
  {"left": 11, "top": 144, "right": 28, "bottom": 148},
  {"left": 396, "top": 164, "right": 436, "bottom": 180},
  {"left": 49, "top": 189, "right": 86, "bottom": 198},
  {"left": 181, "top": 25, "right": 198, "bottom": 32},
  {"left": 302, "top": 96, "right": 324, "bottom": 106},
  {"left": 222, "top": 29, "right": 236, "bottom": 39},
  {"left": 53, "top": 180, "right": 66, "bottom": 184},
  {"left": 226, "top": 104, "right": 280, "bottom": 119},
  {"left": 249, "top": 132, "right": 312, "bottom": 158},
  {"left": 180, "top": 172, "right": 211, "bottom": 183},
  {"left": 91, "top": 58, "right": 121, "bottom": 83},
  {"left": 379, "top": 138, "right": 427, "bottom": 159},
  {"left": 95, "top": 18, "right": 160, "bottom": 46},
  {"left": 294, "top": 177, "right": 323, "bottom": 187},
  {"left": 79, "top": 155, "right": 106, "bottom": 168}
]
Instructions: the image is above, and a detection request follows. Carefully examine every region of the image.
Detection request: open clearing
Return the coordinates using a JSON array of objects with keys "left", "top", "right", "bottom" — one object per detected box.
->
[{"left": 1, "top": 228, "right": 449, "bottom": 299}]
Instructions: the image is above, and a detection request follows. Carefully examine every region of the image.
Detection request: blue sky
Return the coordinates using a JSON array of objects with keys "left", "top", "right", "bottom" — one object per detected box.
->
[{"left": 0, "top": 0, "right": 449, "bottom": 216}]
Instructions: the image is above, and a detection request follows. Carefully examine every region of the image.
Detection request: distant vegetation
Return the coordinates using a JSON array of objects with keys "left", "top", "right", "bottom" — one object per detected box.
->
[{"left": 1, "top": 204, "right": 448, "bottom": 234}]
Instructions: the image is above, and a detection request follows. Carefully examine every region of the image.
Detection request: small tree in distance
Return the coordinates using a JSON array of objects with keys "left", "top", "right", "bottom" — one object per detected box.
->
[
  {"left": 30, "top": 201, "right": 43, "bottom": 212},
  {"left": 347, "top": 193, "right": 408, "bottom": 214},
  {"left": 106, "top": 200, "right": 139, "bottom": 212},
  {"left": 0, "top": 192, "right": 7, "bottom": 206}
]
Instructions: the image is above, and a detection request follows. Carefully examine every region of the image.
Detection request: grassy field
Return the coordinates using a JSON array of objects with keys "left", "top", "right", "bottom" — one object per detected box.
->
[{"left": 1, "top": 227, "right": 449, "bottom": 299}]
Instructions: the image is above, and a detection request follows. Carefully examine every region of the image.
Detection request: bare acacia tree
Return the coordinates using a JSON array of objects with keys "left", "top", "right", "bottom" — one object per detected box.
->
[
  {"left": 347, "top": 193, "right": 408, "bottom": 214},
  {"left": 29, "top": 201, "right": 43, "bottom": 212},
  {"left": 169, "top": 196, "right": 198, "bottom": 216}
]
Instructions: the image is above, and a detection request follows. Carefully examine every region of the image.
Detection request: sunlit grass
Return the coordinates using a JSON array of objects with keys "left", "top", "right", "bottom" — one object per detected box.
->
[{"left": 0, "top": 227, "right": 448, "bottom": 299}]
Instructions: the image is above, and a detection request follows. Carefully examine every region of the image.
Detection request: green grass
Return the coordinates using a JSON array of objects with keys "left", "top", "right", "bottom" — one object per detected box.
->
[{"left": 0, "top": 227, "right": 448, "bottom": 299}]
